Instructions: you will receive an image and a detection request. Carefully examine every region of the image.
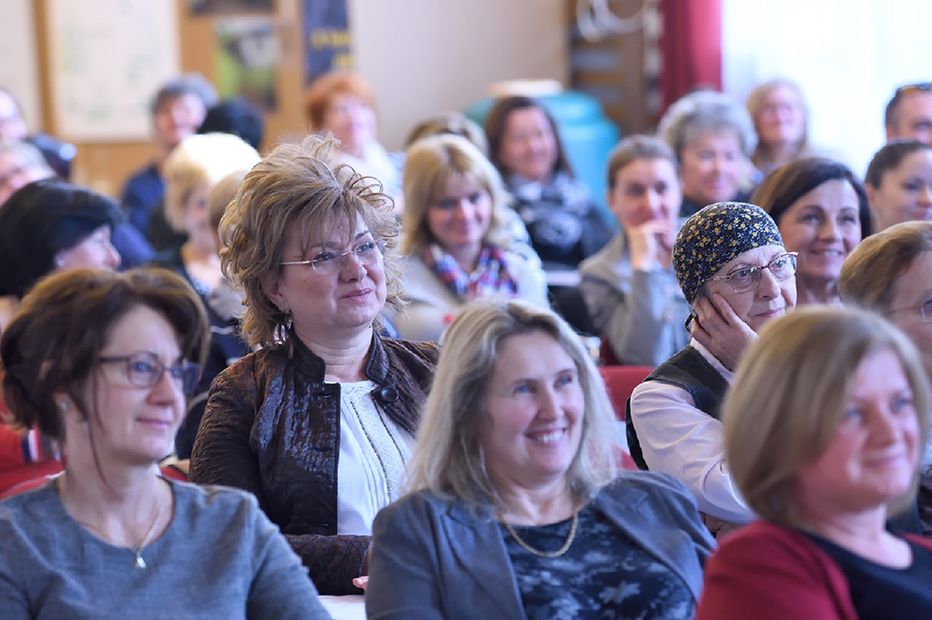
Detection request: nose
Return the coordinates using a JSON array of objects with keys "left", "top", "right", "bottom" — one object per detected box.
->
[
  {"left": 819, "top": 216, "right": 841, "bottom": 240},
  {"left": 338, "top": 250, "right": 366, "bottom": 280},
  {"left": 869, "top": 405, "right": 901, "bottom": 445},
  {"left": 149, "top": 365, "right": 183, "bottom": 404},
  {"left": 920, "top": 185, "right": 932, "bottom": 207},
  {"left": 536, "top": 387, "right": 561, "bottom": 421},
  {"left": 454, "top": 198, "right": 474, "bottom": 219},
  {"left": 644, "top": 189, "right": 663, "bottom": 217},
  {"left": 756, "top": 265, "right": 781, "bottom": 299}
]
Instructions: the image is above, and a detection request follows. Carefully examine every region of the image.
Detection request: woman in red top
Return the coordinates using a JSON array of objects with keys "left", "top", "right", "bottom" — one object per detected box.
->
[{"left": 698, "top": 306, "right": 932, "bottom": 620}]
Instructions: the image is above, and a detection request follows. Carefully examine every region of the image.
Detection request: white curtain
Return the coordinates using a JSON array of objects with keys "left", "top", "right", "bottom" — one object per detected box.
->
[{"left": 723, "top": 0, "right": 932, "bottom": 176}]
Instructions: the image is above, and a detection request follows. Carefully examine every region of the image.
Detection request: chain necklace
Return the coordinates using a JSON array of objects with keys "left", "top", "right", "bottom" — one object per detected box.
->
[
  {"left": 132, "top": 499, "right": 163, "bottom": 569},
  {"left": 502, "top": 511, "right": 579, "bottom": 558},
  {"left": 62, "top": 479, "right": 165, "bottom": 570}
]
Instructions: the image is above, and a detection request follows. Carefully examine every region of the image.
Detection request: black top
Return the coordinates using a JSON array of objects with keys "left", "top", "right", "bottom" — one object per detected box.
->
[
  {"left": 626, "top": 345, "right": 729, "bottom": 470},
  {"left": 808, "top": 534, "right": 932, "bottom": 619},
  {"left": 502, "top": 503, "right": 694, "bottom": 619}
]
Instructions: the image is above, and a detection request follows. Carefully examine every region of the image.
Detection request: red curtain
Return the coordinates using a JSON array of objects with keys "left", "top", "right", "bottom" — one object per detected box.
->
[{"left": 658, "top": 0, "right": 723, "bottom": 115}]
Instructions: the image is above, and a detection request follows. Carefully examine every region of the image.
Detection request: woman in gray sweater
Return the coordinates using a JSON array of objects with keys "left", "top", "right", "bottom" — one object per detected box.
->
[{"left": 0, "top": 268, "right": 330, "bottom": 620}]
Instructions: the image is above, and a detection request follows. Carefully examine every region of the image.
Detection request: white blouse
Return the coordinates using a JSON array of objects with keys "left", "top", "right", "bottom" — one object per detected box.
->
[{"left": 335, "top": 380, "right": 414, "bottom": 535}]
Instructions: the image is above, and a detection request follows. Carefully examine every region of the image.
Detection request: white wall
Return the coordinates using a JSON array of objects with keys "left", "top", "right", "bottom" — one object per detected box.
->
[
  {"left": 723, "top": 0, "right": 932, "bottom": 176},
  {"left": 0, "top": 0, "right": 41, "bottom": 129},
  {"left": 348, "top": 0, "right": 570, "bottom": 150}
]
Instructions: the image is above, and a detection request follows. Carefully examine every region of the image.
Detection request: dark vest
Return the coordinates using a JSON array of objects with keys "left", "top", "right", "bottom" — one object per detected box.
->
[{"left": 626, "top": 345, "right": 729, "bottom": 471}]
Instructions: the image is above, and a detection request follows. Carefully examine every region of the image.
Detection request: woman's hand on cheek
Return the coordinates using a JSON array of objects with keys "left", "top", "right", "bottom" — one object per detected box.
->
[{"left": 690, "top": 293, "right": 756, "bottom": 371}]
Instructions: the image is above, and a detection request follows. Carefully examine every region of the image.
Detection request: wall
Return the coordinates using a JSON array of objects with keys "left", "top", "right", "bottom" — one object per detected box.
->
[
  {"left": 23, "top": 0, "right": 568, "bottom": 198},
  {"left": 722, "top": 0, "right": 932, "bottom": 174},
  {"left": 348, "top": 0, "right": 570, "bottom": 150}
]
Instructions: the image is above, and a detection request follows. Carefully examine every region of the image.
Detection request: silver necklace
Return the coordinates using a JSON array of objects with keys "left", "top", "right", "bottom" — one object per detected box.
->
[
  {"left": 63, "top": 480, "right": 164, "bottom": 570},
  {"left": 132, "top": 499, "right": 163, "bottom": 569},
  {"left": 502, "top": 511, "right": 579, "bottom": 558}
]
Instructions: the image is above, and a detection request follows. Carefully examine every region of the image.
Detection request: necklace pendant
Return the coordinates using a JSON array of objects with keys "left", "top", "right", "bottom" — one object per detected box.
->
[{"left": 135, "top": 553, "right": 147, "bottom": 569}]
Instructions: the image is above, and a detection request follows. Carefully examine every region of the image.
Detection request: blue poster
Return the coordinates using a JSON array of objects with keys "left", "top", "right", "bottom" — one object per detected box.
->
[{"left": 303, "top": 0, "right": 351, "bottom": 84}]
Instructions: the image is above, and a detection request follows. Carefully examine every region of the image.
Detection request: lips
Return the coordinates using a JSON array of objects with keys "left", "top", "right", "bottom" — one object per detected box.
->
[
  {"left": 755, "top": 307, "right": 785, "bottom": 319},
  {"left": 137, "top": 417, "right": 173, "bottom": 429},
  {"left": 342, "top": 287, "right": 372, "bottom": 300},
  {"left": 526, "top": 427, "right": 567, "bottom": 444},
  {"left": 809, "top": 248, "right": 845, "bottom": 257}
]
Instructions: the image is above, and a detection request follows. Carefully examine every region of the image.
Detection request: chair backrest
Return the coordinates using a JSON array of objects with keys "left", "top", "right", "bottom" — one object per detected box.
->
[
  {"left": 0, "top": 463, "right": 188, "bottom": 500},
  {"left": 599, "top": 365, "right": 653, "bottom": 421}
]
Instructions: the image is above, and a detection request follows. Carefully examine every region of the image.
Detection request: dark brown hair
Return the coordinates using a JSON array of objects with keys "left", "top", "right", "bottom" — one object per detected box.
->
[
  {"left": 483, "top": 96, "right": 573, "bottom": 179},
  {"left": 751, "top": 157, "right": 871, "bottom": 239},
  {"left": 1, "top": 268, "right": 209, "bottom": 441},
  {"left": 865, "top": 140, "right": 932, "bottom": 188}
]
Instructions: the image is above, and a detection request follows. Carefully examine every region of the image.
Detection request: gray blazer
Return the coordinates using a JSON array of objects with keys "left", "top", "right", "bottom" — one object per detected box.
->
[{"left": 366, "top": 471, "right": 715, "bottom": 619}]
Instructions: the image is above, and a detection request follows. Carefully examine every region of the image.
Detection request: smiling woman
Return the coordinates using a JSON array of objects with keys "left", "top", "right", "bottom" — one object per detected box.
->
[
  {"left": 396, "top": 134, "right": 548, "bottom": 341},
  {"left": 366, "top": 300, "right": 713, "bottom": 620},
  {"left": 752, "top": 157, "right": 870, "bottom": 306},
  {"left": 0, "top": 268, "right": 331, "bottom": 618},
  {"left": 698, "top": 307, "right": 932, "bottom": 620},
  {"left": 189, "top": 134, "right": 438, "bottom": 595}
]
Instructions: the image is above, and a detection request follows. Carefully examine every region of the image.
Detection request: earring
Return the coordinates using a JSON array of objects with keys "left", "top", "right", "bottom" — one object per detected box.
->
[
  {"left": 55, "top": 257, "right": 65, "bottom": 269},
  {"left": 57, "top": 400, "right": 69, "bottom": 412}
]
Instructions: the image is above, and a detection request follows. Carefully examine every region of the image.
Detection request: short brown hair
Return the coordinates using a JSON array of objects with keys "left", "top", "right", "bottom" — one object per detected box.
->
[
  {"left": 839, "top": 221, "right": 932, "bottom": 311},
  {"left": 1, "top": 267, "right": 209, "bottom": 441},
  {"left": 304, "top": 72, "right": 375, "bottom": 130},
  {"left": 219, "top": 134, "right": 401, "bottom": 348},
  {"left": 723, "top": 306, "right": 930, "bottom": 529},
  {"left": 605, "top": 135, "right": 678, "bottom": 189}
]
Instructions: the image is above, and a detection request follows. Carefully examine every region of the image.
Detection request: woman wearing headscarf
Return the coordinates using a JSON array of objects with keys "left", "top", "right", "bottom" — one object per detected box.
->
[{"left": 627, "top": 202, "right": 797, "bottom": 534}]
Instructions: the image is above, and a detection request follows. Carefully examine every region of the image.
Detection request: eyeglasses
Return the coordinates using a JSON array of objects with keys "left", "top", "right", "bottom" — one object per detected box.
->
[
  {"left": 279, "top": 239, "right": 383, "bottom": 276},
  {"left": 894, "top": 83, "right": 932, "bottom": 99},
  {"left": 98, "top": 352, "right": 201, "bottom": 394},
  {"left": 708, "top": 252, "right": 798, "bottom": 294},
  {"left": 886, "top": 299, "right": 932, "bottom": 323}
]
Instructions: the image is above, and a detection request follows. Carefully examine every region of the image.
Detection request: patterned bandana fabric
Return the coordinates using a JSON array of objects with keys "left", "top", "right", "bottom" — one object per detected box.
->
[
  {"left": 423, "top": 243, "right": 518, "bottom": 301},
  {"left": 673, "top": 201, "right": 783, "bottom": 303}
]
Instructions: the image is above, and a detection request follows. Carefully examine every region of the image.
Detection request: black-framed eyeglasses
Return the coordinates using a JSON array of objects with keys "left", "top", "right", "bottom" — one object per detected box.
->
[
  {"left": 98, "top": 352, "right": 201, "bottom": 394},
  {"left": 886, "top": 298, "right": 932, "bottom": 323},
  {"left": 279, "top": 238, "right": 383, "bottom": 276},
  {"left": 708, "top": 252, "right": 798, "bottom": 294}
]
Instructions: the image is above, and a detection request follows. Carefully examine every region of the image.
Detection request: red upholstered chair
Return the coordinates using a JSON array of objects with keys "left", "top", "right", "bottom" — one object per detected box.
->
[
  {"left": 599, "top": 365, "right": 652, "bottom": 471},
  {"left": 0, "top": 460, "right": 64, "bottom": 497},
  {"left": 0, "top": 464, "right": 188, "bottom": 500},
  {"left": 599, "top": 365, "right": 653, "bottom": 421}
]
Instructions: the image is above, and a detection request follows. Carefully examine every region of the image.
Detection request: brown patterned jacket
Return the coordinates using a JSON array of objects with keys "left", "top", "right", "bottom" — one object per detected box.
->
[{"left": 190, "top": 333, "right": 438, "bottom": 595}]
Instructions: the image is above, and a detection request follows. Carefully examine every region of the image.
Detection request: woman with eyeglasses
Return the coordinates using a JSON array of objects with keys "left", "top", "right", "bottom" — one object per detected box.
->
[
  {"left": 395, "top": 134, "right": 547, "bottom": 341},
  {"left": 840, "top": 221, "right": 932, "bottom": 534},
  {"left": 627, "top": 202, "right": 797, "bottom": 536},
  {"left": 189, "top": 135, "right": 438, "bottom": 595},
  {"left": 0, "top": 268, "right": 331, "bottom": 618}
]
